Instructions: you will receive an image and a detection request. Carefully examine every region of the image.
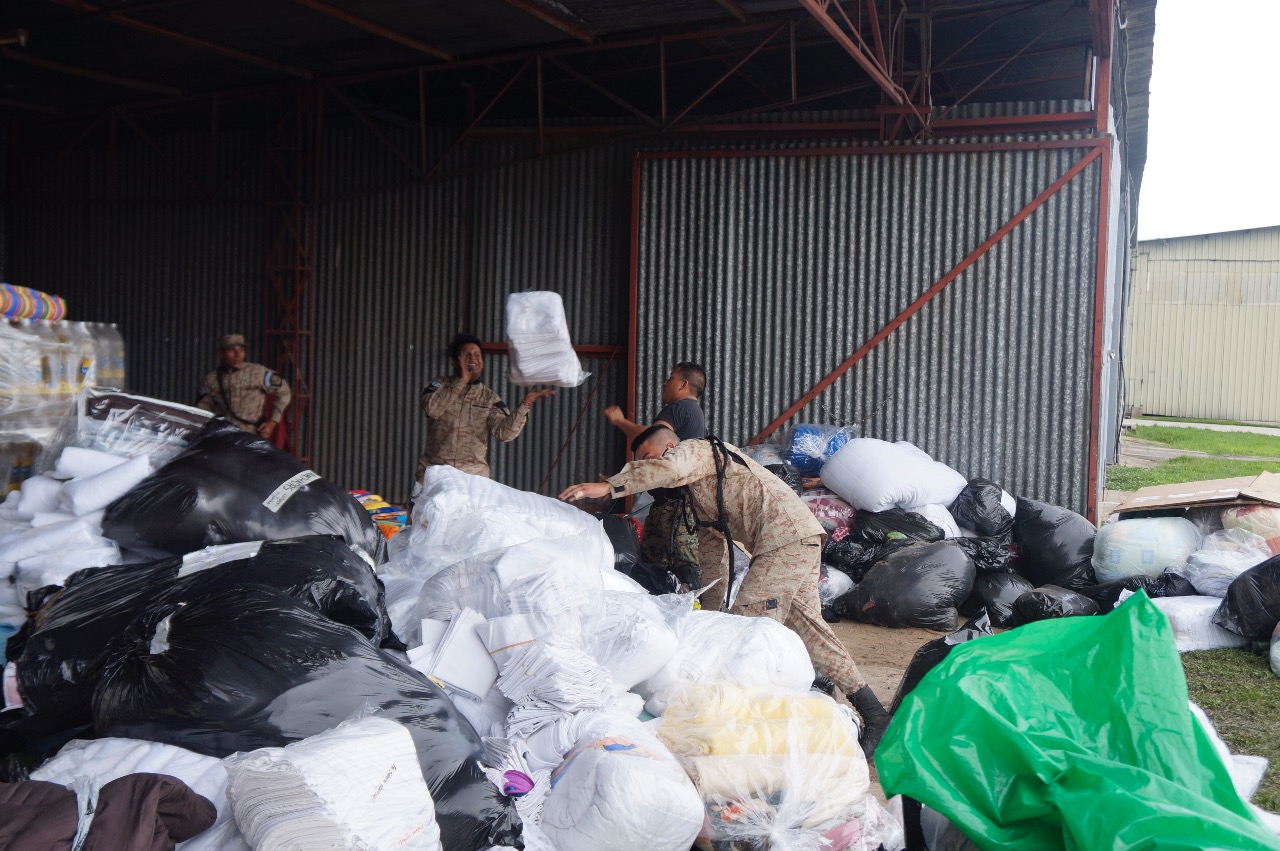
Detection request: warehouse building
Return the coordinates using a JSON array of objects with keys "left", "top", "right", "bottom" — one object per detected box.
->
[{"left": 0, "top": 0, "right": 1156, "bottom": 518}]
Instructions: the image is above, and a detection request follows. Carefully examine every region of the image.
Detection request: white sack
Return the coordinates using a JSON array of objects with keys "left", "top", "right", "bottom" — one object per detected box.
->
[
  {"left": 587, "top": 591, "right": 679, "bottom": 692},
  {"left": 1172, "top": 528, "right": 1273, "bottom": 598},
  {"left": 392, "top": 465, "right": 611, "bottom": 581},
  {"left": 1092, "top": 517, "right": 1202, "bottom": 583},
  {"left": 505, "top": 290, "right": 589, "bottom": 387},
  {"left": 31, "top": 737, "right": 250, "bottom": 851},
  {"left": 916, "top": 503, "right": 962, "bottom": 539},
  {"left": 1151, "top": 596, "right": 1249, "bottom": 653},
  {"left": 59, "top": 454, "right": 153, "bottom": 517},
  {"left": 541, "top": 712, "right": 703, "bottom": 851},
  {"left": 639, "top": 609, "right": 814, "bottom": 716},
  {"left": 820, "top": 439, "right": 967, "bottom": 513},
  {"left": 15, "top": 474, "right": 63, "bottom": 517},
  {"left": 0, "top": 519, "right": 97, "bottom": 571},
  {"left": 52, "top": 446, "right": 129, "bottom": 480},
  {"left": 225, "top": 716, "right": 441, "bottom": 851}
]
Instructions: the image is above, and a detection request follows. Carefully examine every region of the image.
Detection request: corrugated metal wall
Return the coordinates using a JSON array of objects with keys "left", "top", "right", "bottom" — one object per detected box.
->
[
  {"left": 636, "top": 145, "right": 1101, "bottom": 512},
  {"left": 5, "top": 113, "right": 1113, "bottom": 511},
  {"left": 311, "top": 129, "right": 632, "bottom": 502},
  {"left": 1125, "top": 226, "right": 1280, "bottom": 422},
  {"left": 6, "top": 129, "right": 264, "bottom": 406}
]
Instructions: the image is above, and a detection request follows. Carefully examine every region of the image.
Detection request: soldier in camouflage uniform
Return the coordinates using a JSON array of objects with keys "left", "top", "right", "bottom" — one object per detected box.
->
[
  {"left": 602, "top": 362, "right": 707, "bottom": 584},
  {"left": 197, "top": 333, "right": 291, "bottom": 439},
  {"left": 561, "top": 426, "right": 891, "bottom": 758},
  {"left": 415, "top": 333, "right": 555, "bottom": 482}
]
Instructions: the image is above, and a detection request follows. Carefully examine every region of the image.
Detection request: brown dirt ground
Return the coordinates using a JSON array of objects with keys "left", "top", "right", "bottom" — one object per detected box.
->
[{"left": 829, "top": 618, "right": 951, "bottom": 801}]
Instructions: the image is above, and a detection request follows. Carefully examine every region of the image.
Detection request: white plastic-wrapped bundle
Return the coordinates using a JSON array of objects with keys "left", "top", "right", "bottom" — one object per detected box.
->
[
  {"left": 0, "top": 518, "right": 99, "bottom": 593},
  {"left": 820, "top": 439, "right": 967, "bottom": 513},
  {"left": 1222, "top": 505, "right": 1280, "bottom": 556},
  {"left": 390, "top": 465, "right": 612, "bottom": 581},
  {"left": 31, "top": 737, "right": 250, "bottom": 851},
  {"left": 15, "top": 474, "right": 62, "bottom": 517},
  {"left": 505, "top": 291, "right": 589, "bottom": 387},
  {"left": 541, "top": 712, "right": 704, "bottom": 851},
  {"left": 1172, "top": 528, "right": 1273, "bottom": 598},
  {"left": 1092, "top": 517, "right": 1202, "bottom": 582},
  {"left": 51, "top": 446, "right": 129, "bottom": 480},
  {"left": 1150, "top": 596, "right": 1249, "bottom": 652},
  {"left": 225, "top": 716, "right": 442, "bottom": 851},
  {"left": 587, "top": 591, "right": 681, "bottom": 693},
  {"left": 657, "top": 683, "right": 870, "bottom": 851},
  {"left": 415, "top": 534, "right": 606, "bottom": 640},
  {"left": 59, "top": 454, "right": 153, "bottom": 516},
  {"left": 638, "top": 609, "right": 814, "bottom": 716}
]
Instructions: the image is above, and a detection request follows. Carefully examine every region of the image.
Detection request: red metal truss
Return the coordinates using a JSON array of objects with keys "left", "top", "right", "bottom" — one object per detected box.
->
[
  {"left": 501, "top": 0, "right": 593, "bottom": 44},
  {"left": 288, "top": 0, "right": 453, "bottom": 60},
  {"left": 263, "top": 86, "right": 321, "bottom": 464},
  {"left": 796, "top": 0, "right": 908, "bottom": 105},
  {"left": 1, "top": 46, "right": 183, "bottom": 95}
]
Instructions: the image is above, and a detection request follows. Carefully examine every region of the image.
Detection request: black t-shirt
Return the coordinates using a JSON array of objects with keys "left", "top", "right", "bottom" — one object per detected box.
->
[
  {"left": 654, "top": 398, "right": 706, "bottom": 440},
  {"left": 649, "top": 399, "right": 706, "bottom": 503}
]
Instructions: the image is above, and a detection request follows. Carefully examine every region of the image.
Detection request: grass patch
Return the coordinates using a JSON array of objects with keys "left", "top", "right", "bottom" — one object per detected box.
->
[
  {"left": 1133, "top": 425, "right": 1280, "bottom": 459},
  {"left": 1107, "top": 457, "right": 1280, "bottom": 490},
  {"left": 1143, "top": 415, "right": 1264, "bottom": 428},
  {"left": 1182, "top": 648, "right": 1280, "bottom": 813}
]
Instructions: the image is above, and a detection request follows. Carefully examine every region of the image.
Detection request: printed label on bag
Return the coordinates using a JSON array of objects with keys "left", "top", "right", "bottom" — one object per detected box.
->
[{"left": 262, "top": 470, "right": 321, "bottom": 513}]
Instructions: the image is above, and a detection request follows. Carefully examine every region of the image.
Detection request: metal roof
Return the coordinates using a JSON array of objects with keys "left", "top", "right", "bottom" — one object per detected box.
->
[{"left": 0, "top": 0, "right": 1153, "bottom": 165}]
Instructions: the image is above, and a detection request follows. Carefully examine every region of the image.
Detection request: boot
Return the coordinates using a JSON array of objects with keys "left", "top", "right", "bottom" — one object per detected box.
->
[{"left": 849, "top": 685, "right": 890, "bottom": 760}]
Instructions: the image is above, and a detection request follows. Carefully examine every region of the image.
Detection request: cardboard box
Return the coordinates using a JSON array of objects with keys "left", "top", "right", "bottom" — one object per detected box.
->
[{"left": 1113, "top": 471, "right": 1280, "bottom": 515}]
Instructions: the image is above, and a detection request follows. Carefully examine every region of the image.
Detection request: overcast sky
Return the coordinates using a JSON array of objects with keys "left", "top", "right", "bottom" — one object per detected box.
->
[{"left": 1136, "top": 0, "right": 1280, "bottom": 240}]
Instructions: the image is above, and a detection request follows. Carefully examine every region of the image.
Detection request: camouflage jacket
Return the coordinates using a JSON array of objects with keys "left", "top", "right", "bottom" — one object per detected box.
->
[
  {"left": 197, "top": 362, "right": 291, "bottom": 432},
  {"left": 416, "top": 377, "right": 529, "bottom": 479}
]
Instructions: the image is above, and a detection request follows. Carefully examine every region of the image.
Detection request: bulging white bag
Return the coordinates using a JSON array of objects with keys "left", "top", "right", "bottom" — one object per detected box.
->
[
  {"left": 820, "top": 438, "right": 967, "bottom": 513},
  {"left": 506, "top": 291, "right": 589, "bottom": 387},
  {"left": 1092, "top": 517, "right": 1202, "bottom": 583}
]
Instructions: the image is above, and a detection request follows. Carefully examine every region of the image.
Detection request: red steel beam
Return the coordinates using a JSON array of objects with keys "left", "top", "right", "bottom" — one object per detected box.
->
[
  {"left": 1086, "top": 53, "right": 1113, "bottom": 520},
  {"left": 0, "top": 95, "right": 61, "bottom": 114},
  {"left": 288, "top": 0, "right": 452, "bottom": 60},
  {"left": 501, "top": 0, "right": 593, "bottom": 44},
  {"left": 424, "top": 58, "right": 532, "bottom": 180},
  {"left": 748, "top": 142, "right": 1106, "bottom": 445},
  {"left": 627, "top": 154, "right": 642, "bottom": 430},
  {"left": 547, "top": 55, "right": 659, "bottom": 126},
  {"left": 323, "top": 81, "right": 421, "bottom": 175},
  {"left": 480, "top": 342, "right": 623, "bottom": 359},
  {"left": 797, "top": 0, "right": 904, "bottom": 104},
  {"left": 715, "top": 0, "right": 749, "bottom": 23},
  {"left": 1089, "top": 0, "right": 1113, "bottom": 58},
  {"left": 1, "top": 46, "right": 184, "bottom": 95},
  {"left": 667, "top": 24, "right": 785, "bottom": 127},
  {"left": 43, "top": 0, "right": 311, "bottom": 79}
]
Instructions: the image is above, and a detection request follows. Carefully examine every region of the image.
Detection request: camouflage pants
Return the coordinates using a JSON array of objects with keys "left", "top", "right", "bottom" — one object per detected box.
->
[
  {"left": 699, "top": 533, "right": 866, "bottom": 697},
  {"left": 640, "top": 497, "right": 700, "bottom": 572}
]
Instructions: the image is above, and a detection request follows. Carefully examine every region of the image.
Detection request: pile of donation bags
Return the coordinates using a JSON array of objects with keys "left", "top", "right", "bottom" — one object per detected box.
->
[
  {"left": 755, "top": 426, "right": 1280, "bottom": 651},
  {"left": 2, "top": 396, "right": 903, "bottom": 851}
]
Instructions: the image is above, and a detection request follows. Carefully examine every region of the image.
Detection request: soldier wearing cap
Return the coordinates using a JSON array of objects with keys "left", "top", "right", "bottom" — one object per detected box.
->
[
  {"left": 415, "top": 332, "right": 555, "bottom": 483},
  {"left": 197, "top": 333, "right": 292, "bottom": 439}
]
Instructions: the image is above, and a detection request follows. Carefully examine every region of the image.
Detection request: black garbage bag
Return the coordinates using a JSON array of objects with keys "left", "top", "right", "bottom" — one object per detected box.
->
[
  {"left": 600, "top": 514, "right": 640, "bottom": 569},
  {"left": 889, "top": 612, "right": 993, "bottom": 714},
  {"left": 1213, "top": 555, "right": 1280, "bottom": 639},
  {"left": 954, "top": 536, "right": 1013, "bottom": 574},
  {"left": 4, "top": 536, "right": 398, "bottom": 745},
  {"left": 1011, "top": 498, "right": 1097, "bottom": 590},
  {"left": 102, "top": 425, "right": 386, "bottom": 564},
  {"left": 822, "top": 539, "right": 904, "bottom": 583},
  {"left": 948, "top": 479, "right": 1014, "bottom": 539},
  {"left": 851, "top": 508, "right": 945, "bottom": 545},
  {"left": 615, "top": 561, "right": 684, "bottom": 596},
  {"left": 839, "top": 540, "right": 976, "bottom": 630},
  {"left": 1011, "top": 585, "right": 1100, "bottom": 624},
  {"left": 965, "top": 573, "right": 1036, "bottom": 628},
  {"left": 93, "top": 588, "right": 522, "bottom": 851},
  {"left": 1077, "top": 572, "right": 1198, "bottom": 611},
  {"left": 763, "top": 463, "right": 803, "bottom": 495}
]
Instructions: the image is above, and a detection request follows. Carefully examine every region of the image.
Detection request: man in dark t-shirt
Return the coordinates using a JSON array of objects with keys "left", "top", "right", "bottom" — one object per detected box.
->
[{"left": 603, "top": 362, "right": 708, "bottom": 581}]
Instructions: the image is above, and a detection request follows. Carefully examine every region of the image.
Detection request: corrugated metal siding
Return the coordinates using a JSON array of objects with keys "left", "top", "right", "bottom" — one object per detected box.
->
[
  {"left": 636, "top": 146, "right": 1101, "bottom": 512},
  {"left": 311, "top": 131, "right": 630, "bottom": 502},
  {"left": 1125, "top": 226, "right": 1280, "bottom": 422},
  {"left": 6, "top": 129, "right": 264, "bottom": 405}
]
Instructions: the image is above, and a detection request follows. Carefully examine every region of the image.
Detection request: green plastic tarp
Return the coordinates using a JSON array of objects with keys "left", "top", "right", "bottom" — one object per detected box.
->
[{"left": 878, "top": 592, "right": 1280, "bottom": 850}]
